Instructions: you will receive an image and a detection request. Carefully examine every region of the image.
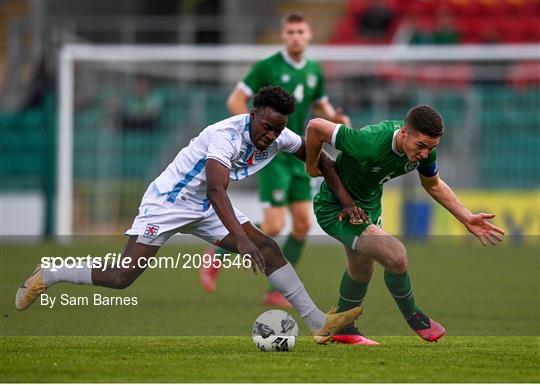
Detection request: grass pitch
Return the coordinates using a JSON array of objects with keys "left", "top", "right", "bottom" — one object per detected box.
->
[
  {"left": 1, "top": 238, "right": 539, "bottom": 382},
  {"left": 1, "top": 336, "right": 538, "bottom": 382}
]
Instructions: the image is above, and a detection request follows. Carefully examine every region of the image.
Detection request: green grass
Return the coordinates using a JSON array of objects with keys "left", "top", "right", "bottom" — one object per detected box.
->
[
  {"left": 1, "top": 336, "right": 538, "bottom": 382},
  {"left": 1, "top": 239, "right": 539, "bottom": 382}
]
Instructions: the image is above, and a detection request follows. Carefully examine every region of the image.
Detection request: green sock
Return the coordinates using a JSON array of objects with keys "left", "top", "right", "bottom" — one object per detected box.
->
[
  {"left": 384, "top": 270, "right": 421, "bottom": 319},
  {"left": 336, "top": 270, "right": 369, "bottom": 312},
  {"left": 282, "top": 234, "right": 305, "bottom": 266},
  {"left": 268, "top": 233, "right": 305, "bottom": 293}
]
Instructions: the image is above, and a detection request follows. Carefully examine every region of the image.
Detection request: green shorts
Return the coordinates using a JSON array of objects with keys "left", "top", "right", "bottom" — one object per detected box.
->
[
  {"left": 257, "top": 153, "right": 313, "bottom": 206},
  {"left": 313, "top": 184, "right": 382, "bottom": 249}
]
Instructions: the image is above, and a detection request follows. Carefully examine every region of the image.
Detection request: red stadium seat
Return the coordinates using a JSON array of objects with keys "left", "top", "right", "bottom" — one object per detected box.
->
[
  {"left": 408, "top": 0, "right": 437, "bottom": 18},
  {"left": 520, "top": 17, "right": 540, "bottom": 42},
  {"left": 447, "top": 0, "right": 473, "bottom": 17},
  {"left": 334, "top": 0, "right": 539, "bottom": 45},
  {"left": 457, "top": 18, "right": 484, "bottom": 43},
  {"left": 503, "top": 17, "right": 527, "bottom": 42},
  {"left": 505, "top": 0, "right": 540, "bottom": 16}
]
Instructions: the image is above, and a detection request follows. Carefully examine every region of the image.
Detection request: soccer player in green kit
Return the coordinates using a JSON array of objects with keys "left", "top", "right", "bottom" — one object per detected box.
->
[
  {"left": 305, "top": 105, "right": 505, "bottom": 344},
  {"left": 200, "top": 13, "right": 350, "bottom": 307}
]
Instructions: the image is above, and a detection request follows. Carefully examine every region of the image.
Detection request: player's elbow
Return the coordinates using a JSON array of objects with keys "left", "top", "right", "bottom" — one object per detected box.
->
[
  {"left": 206, "top": 185, "right": 223, "bottom": 203},
  {"left": 226, "top": 95, "right": 236, "bottom": 114},
  {"left": 307, "top": 118, "right": 324, "bottom": 137},
  {"left": 421, "top": 178, "right": 439, "bottom": 196},
  {"left": 307, "top": 118, "right": 334, "bottom": 144},
  {"left": 227, "top": 91, "right": 248, "bottom": 115}
]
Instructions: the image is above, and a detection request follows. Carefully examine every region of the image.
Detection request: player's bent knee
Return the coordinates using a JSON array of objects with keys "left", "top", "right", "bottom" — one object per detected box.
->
[
  {"left": 263, "top": 221, "right": 284, "bottom": 237},
  {"left": 349, "top": 266, "right": 373, "bottom": 282},
  {"left": 386, "top": 252, "right": 408, "bottom": 274},
  {"left": 259, "top": 236, "right": 286, "bottom": 270},
  {"left": 348, "top": 258, "right": 375, "bottom": 281},
  {"left": 389, "top": 258, "right": 408, "bottom": 274},
  {"left": 360, "top": 264, "right": 375, "bottom": 280},
  {"left": 292, "top": 218, "right": 311, "bottom": 237},
  {"left": 109, "top": 271, "right": 138, "bottom": 289}
]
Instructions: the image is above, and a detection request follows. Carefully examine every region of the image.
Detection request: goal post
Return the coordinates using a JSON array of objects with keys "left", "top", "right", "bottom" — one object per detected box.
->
[{"left": 56, "top": 43, "right": 540, "bottom": 236}]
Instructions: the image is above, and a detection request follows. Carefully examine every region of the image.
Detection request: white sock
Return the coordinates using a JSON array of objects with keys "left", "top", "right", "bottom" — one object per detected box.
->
[
  {"left": 267, "top": 262, "right": 326, "bottom": 331},
  {"left": 42, "top": 265, "right": 93, "bottom": 286}
]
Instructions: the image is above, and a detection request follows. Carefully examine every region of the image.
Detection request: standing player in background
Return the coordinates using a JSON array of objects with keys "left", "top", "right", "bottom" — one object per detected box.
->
[
  {"left": 305, "top": 105, "right": 505, "bottom": 345},
  {"left": 200, "top": 13, "right": 351, "bottom": 307}
]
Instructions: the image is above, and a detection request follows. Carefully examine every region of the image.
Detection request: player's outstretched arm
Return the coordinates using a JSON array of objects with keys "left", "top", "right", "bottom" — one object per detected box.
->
[
  {"left": 305, "top": 118, "right": 339, "bottom": 177},
  {"left": 206, "top": 159, "right": 265, "bottom": 274},
  {"left": 419, "top": 173, "right": 505, "bottom": 246}
]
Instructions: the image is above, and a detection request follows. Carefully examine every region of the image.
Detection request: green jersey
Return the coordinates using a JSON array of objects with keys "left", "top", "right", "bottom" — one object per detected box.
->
[
  {"left": 240, "top": 51, "right": 327, "bottom": 135},
  {"left": 320, "top": 120, "right": 438, "bottom": 212}
]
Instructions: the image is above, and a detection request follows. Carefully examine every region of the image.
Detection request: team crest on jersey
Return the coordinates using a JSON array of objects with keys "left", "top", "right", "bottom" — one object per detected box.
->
[
  {"left": 307, "top": 73, "right": 317, "bottom": 89},
  {"left": 143, "top": 224, "right": 160, "bottom": 239},
  {"left": 281, "top": 74, "right": 290, "bottom": 83},
  {"left": 255, "top": 149, "right": 269, "bottom": 160},
  {"left": 404, "top": 161, "right": 420, "bottom": 172},
  {"left": 272, "top": 189, "right": 285, "bottom": 203},
  {"left": 371, "top": 166, "right": 381, "bottom": 173}
]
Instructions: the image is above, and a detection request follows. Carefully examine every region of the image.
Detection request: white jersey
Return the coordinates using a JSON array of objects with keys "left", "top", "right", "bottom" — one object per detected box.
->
[{"left": 153, "top": 114, "right": 302, "bottom": 210}]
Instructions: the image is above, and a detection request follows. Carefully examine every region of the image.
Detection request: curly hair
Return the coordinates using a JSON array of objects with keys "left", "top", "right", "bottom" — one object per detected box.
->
[
  {"left": 253, "top": 86, "right": 296, "bottom": 116},
  {"left": 405, "top": 105, "right": 444, "bottom": 137}
]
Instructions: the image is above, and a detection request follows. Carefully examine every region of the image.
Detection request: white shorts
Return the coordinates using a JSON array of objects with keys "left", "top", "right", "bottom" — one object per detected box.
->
[{"left": 125, "top": 183, "right": 250, "bottom": 246}]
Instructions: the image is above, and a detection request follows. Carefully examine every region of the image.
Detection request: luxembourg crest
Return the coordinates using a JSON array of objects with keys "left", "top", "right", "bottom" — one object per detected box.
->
[
  {"left": 307, "top": 73, "right": 317, "bottom": 89},
  {"left": 255, "top": 149, "right": 269, "bottom": 160},
  {"left": 143, "top": 224, "right": 160, "bottom": 239},
  {"left": 404, "top": 161, "right": 420, "bottom": 172}
]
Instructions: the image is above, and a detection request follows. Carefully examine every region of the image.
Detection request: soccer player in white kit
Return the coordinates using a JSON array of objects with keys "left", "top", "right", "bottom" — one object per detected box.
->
[{"left": 16, "top": 86, "right": 367, "bottom": 343}]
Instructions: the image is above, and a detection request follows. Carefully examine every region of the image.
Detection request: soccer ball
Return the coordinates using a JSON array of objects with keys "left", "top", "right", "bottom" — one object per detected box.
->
[{"left": 252, "top": 310, "right": 298, "bottom": 352}]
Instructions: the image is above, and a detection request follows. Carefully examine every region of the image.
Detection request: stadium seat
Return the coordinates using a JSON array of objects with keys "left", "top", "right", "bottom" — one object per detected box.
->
[{"left": 520, "top": 17, "right": 540, "bottom": 42}]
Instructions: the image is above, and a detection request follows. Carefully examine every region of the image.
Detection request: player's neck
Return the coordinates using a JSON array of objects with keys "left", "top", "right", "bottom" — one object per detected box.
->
[
  {"left": 284, "top": 49, "right": 304, "bottom": 64},
  {"left": 395, "top": 131, "right": 405, "bottom": 154}
]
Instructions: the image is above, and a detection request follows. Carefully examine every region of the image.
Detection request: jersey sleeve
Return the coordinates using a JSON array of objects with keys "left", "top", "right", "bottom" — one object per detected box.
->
[
  {"left": 238, "top": 60, "right": 267, "bottom": 97},
  {"left": 206, "top": 127, "right": 240, "bottom": 169},
  {"left": 417, "top": 149, "right": 438, "bottom": 177},
  {"left": 277, "top": 127, "right": 302, "bottom": 154},
  {"left": 313, "top": 63, "right": 328, "bottom": 104},
  {"left": 333, "top": 124, "right": 373, "bottom": 159}
]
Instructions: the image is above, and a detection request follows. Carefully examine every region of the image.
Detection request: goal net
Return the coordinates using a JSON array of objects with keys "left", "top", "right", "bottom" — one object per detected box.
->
[{"left": 57, "top": 44, "right": 540, "bottom": 236}]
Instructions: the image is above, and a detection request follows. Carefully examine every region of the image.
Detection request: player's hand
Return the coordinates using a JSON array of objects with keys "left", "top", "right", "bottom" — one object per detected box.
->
[
  {"left": 338, "top": 204, "right": 370, "bottom": 225},
  {"left": 464, "top": 213, "right": 505, "bottom": 246},
  {"left": 236, "top": 236, "right": 266, "bottom": 275},
  {"left": 334, "top": 108, "right": 351, "bottom": 127},
  {"left": 306, "top": 163, "right": 322, "bottom": 177}
]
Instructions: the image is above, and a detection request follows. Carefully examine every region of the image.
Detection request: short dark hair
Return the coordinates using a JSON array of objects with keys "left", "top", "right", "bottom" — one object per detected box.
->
[
  {"left": 281, "top": 12, "right": 308, "bottom": 26},
  {"left": 253, "top": 86, "right": 296, "bottom": 116},
  {"left": 405, "top": 105, "right": 444, "bottom": 137}
]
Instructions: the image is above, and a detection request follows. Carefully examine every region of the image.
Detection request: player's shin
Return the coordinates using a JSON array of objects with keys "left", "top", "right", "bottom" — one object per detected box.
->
[
  {"left": 266, "top": 233, "right": 305, "bottom": 294},
  {"left": 384, "top": 270, "right": 421, "bottom": 318},
  {"left": 266, "top": 262, "right": 326, "bottom": 331},
  {"left": 337, "top": 270, "right": 369, "bottom": 312},
  {"left": 42, "top": 265, "right": 93, "bottom": 286},
  {"left": 282, "top": 233, "right": 305, "bottom": 266}
]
